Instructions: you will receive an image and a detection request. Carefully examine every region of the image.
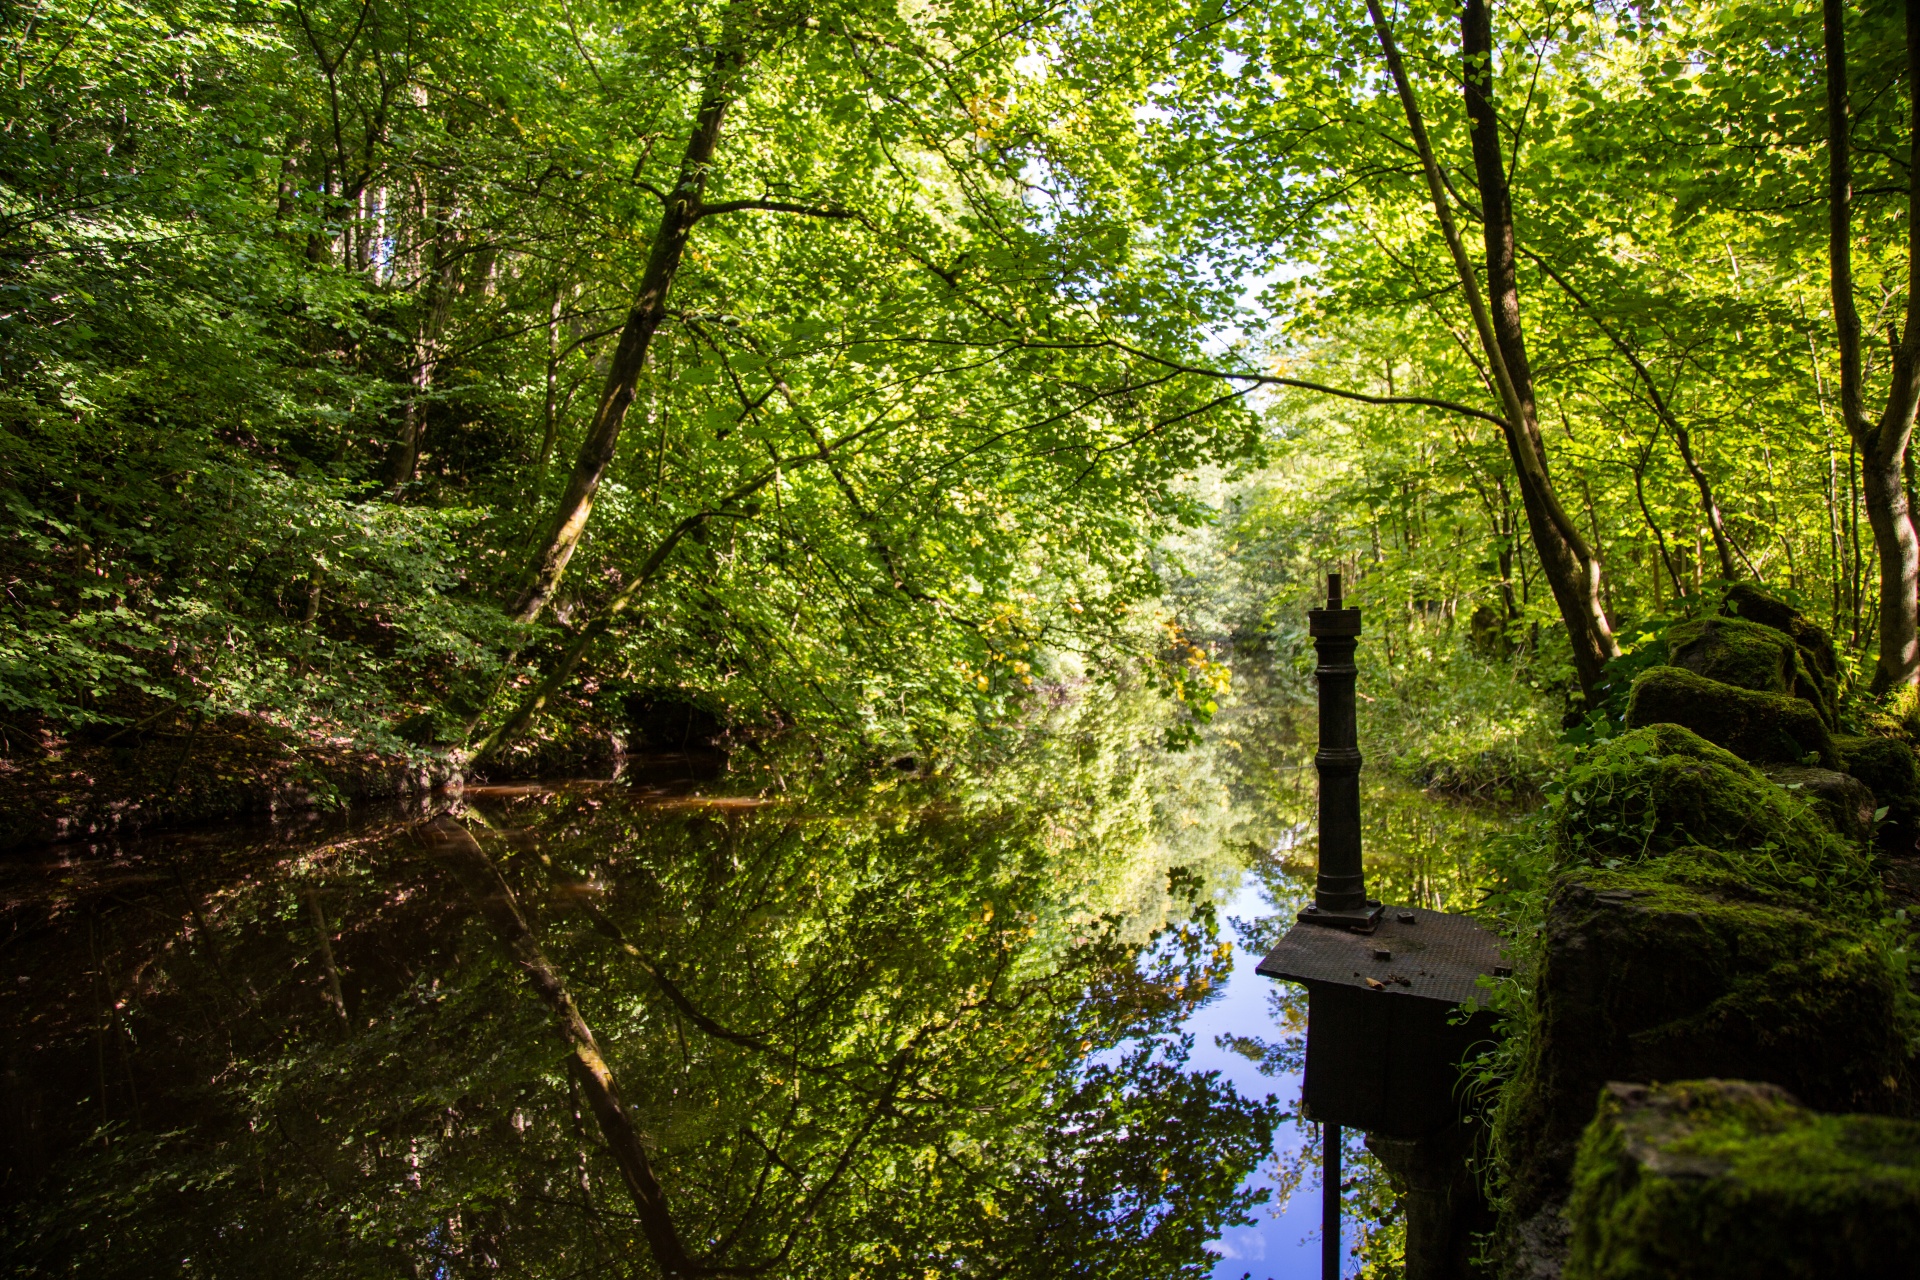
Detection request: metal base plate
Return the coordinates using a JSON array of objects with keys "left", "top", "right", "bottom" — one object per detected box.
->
[
  {"left": 1296, "top": 899, "right": 1385, "bottom": 933},
  {"left": 1258, "top": 905, "right": 1507, "bottom": 1005}
]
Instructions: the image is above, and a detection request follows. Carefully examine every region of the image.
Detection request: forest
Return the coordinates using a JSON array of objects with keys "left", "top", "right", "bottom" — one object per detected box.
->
[
  {"left": 11, "top": 0, "right": 1920, "bottom": 779},
  {"left": 7, "top": 0, "right": 1920, "bottom": 1275}
]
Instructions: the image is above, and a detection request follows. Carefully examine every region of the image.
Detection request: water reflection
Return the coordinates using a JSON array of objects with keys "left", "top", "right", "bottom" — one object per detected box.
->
[
  {"left": 1189, "top": 686, "right": 1512, "bottom": 1279},
  {"left": 0, "top": 689, "right": 1512, "bottom": 1279},
  {"left": 0, "top": 762, "right": 1276, "bottom": 1278}
]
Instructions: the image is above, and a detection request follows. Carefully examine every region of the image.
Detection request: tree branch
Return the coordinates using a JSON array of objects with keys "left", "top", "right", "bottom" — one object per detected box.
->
[{"left": 695, "top": 197, "right": 858, "bottom": 221}]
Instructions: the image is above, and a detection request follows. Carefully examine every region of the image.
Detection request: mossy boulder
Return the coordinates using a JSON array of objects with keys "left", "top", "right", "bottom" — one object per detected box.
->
[
  {"left": 1756, "top": 764, "right": 1876, "bottom": 848},
  {"left": 1566, "top": 1079, "right": 1920, "bottom": 1279},
  {"left": 1626, "top": 666, "right": 1838, "bottom": 769},
  {"left": 1548, "top": 725, "right": 1874, "bottom": 903},
  {"left": 1836, "top": 733, "right": 1920, "bottom": 846},
  {"left": 1666, "top": 616, "right": 1835, "bottom": 728},
  {"left": 1722, "top": 582, "right": 1843, "bottom": 709},
  {"left": 1500, "top": 871, "right": 1909, "bottom": 1218}
]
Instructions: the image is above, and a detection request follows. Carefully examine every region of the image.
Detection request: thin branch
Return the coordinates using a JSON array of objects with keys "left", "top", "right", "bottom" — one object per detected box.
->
[{"left": 696, "top": 198, "right": 858, "bottom": 221}]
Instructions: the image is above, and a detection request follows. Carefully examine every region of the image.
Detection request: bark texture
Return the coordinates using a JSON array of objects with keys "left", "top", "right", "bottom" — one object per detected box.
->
[
  {"left": 1367, "top": 0, "right": 1618, "bottom": 695},
  {"left": 1826, "top": 0, "right": 1920, "bottom": 693}
]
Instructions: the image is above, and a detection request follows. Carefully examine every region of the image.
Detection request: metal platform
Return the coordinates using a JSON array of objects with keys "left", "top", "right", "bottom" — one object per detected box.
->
[
  {"left": 1259, "top": 904, "right": 1507, "bottom": 1138},
  {"left": 1257, "top": 905, "right": 1507, "bottom": 1004}
]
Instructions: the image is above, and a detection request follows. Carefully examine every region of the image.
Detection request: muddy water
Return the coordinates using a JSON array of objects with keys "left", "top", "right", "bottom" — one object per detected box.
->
[{"left": 0, "top": 712, "right": 1508, "bottom": 1279}]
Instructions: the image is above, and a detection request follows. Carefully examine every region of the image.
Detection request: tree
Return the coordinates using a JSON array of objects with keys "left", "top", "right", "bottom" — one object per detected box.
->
[
  {"left": 1825, "top": 0, "right": 1920, "bottom": 692},
  {"left": 1366, "top": 0, "right": 1619, "bottom": 695}
]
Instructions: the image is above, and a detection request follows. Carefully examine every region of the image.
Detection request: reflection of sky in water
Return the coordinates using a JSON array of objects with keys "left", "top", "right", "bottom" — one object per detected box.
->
[
  {"left": 1191, "top": 871, "right": 1324, "bottom": 1280},
  {"left": 1172, "top": 770, "right": 1507, "bottom": 1279}
]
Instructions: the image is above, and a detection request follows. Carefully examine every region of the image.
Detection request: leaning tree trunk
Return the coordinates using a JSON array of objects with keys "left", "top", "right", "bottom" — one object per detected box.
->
[
  {"left": 1459, "top": 0, "right": 1617, "bottom": 695},
  {"left": 508, "top": 11, "right": 753, "bottom": 625},
  {"left": 1826, "top": 0, "right": 1920, "bottom": 693},
  {"left": 1367, "top": 0, "right": 1618, "bottom": 697}
]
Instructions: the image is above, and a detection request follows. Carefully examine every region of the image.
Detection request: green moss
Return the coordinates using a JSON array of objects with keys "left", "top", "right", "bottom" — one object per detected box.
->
[
  {"left": 1545, "top": 724, "right": 1874, "bottom": 906},
  {"left": 1836, "top": 733, "right": 1920, "bottom": 836},
  {"left": 1626, "top": 666, "right": 1838, "bottom": 769},
  {"left": 1665, "top": 616, "right": 1797, "bottom": 696},
  {"left": 1567, "top": 1080, "right": 1920, "bottom": 1279},
  {"left": 1666, "top": 616, "right": 1834, "bottom": 727},
  {"left": 1497, "top": 869, "right": 1908, "bottom": 1220},
  {"left": 1756, "top": 765, "right": 1875, "bottom": 848},
  {"left": 1722, "top": 583, "right": 1844, "bottom": 722}
]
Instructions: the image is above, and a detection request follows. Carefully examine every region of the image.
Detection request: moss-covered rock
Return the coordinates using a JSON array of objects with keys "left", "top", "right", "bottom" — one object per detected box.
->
[
  {"left": 1728, "top": 579, "right": 1843, "bottom": 687},
  {"left": 1756, "top": 764, "right": 1876, "bottom": 848},
  {"left": 1626, "top": 666, "right": 1838, "bottom": 769},
  {"left": 1722, "top": 582, "right": 1843, "bottom": 715},
  {"left": 1566, "top": 1079, "right": 1920, "bottom": 1280},
  {"left": 1547, "top": 725, "right": 1875, "bottom": 904},
  {"left": 1499, "top": 872, "right": 1909, "bottom": 1219},
  {"left": 1666, "top": 616, "right": 1835, "bottom": 727},
  {"left": 1836, "top": 733, "right": 1920, "bottom": 846}
]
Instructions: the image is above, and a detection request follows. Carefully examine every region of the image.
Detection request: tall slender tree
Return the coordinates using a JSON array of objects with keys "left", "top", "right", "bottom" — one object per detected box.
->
[
  {"left": 1367, "top": 0, "right": 1619, "bottom": 696},
  {"left": 1826, "top": 0, "right": 1920, "bottom": 692}
]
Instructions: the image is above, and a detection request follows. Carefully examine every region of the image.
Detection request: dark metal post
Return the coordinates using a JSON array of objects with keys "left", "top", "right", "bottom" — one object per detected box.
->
[
  {"left": 1323, "top": 1121, "right": 1342, "bottom": 1279},
  {"left": 1302, "top": 573, "right": 1382, "bottom": 931},
  {"left": 1260, "top": 573, "right": 1505, "bottom": 1280}
]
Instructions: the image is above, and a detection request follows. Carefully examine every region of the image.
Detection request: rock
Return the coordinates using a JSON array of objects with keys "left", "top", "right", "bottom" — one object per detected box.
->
[
  {"left": 1721, "top": 583, "right": 1843, "bottom": 716},
  {"left": 1625, "top": 666, "right": 1838, "bottom": 769},
  {"left": 1755, "top": 764, "right": 1876, "bottom": 846},
  {"left": 1665, "top": 616, "right": 1834, "bottom": 727},
  {"left": 1504, "top": 1204, "right": 1572, "bottom": 1280},
  {"left": 1835, "top": 733, "right": 1920, "bottom": 801},
  {"left": 1565, "top": 1079, "right": 1920, "bottom": 1280},
  {"left": 1499, "top": 872, "right": 1907, "bottom": 1220},
  {"left": 1835, "top": 733, "right": 1920, "bottom": 848},
  {"left": 1548, "top": 725, "right": 1869, "bottom": 898},
  {"left": 1471, "top": 604, "right": 1512, "bottom": 659}
]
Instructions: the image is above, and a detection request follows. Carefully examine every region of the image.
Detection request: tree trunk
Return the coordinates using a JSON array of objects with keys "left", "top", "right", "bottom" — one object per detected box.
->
[
  {"left": 1825, "top": 0, "right": 1920, "bottom": 692},
  {"left": 509, "top": 14, "right": 752, "bottom": 624},
  {"left": 391, "top": 202, "right": 456, "bottom": 491},
  {"left": 1865, "top": 447, "right": 1920, "bottom": 689},
  {"left": 1387, "top": 0, "right": 1618, "bottom": 695},
  {"left": 1667, "top": 416, "right": 1740, "bottom": 580},
  {"left": 419, "top": 816, "right": 699, "bottom": 1276}
]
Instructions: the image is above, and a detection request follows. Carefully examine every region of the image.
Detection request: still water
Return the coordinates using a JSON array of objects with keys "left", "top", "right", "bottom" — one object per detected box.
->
[{"left": 0, "top": 690, "right": 1506, "bottom": 1278}]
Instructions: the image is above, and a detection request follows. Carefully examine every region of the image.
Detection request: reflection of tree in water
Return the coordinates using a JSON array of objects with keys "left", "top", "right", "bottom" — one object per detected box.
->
[{"left": 0, "top": 769, "right": 1277, "bottom": 1278}]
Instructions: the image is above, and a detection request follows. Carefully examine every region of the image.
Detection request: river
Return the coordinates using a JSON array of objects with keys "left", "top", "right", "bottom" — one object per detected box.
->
[{"left": 0, "top": 678, "right": 1509, "bottom": 1278}]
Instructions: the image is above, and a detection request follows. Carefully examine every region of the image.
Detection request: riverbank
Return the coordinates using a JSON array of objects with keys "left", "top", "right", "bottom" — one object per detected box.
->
[
  {"left": 0, "top": 713, "right": 461, "bottom": 852},
  {"left": 1471, "top": 585, "right": 1920, "bottom": 1279}
]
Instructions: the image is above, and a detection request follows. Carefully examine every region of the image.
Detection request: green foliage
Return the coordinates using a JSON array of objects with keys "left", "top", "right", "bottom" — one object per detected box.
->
[
  {"left": 1564, "top": 627, "right": 1673, "bottom": 747},
  {"left": 0, "top": 0, "right": 1270, "bottom": 764}
]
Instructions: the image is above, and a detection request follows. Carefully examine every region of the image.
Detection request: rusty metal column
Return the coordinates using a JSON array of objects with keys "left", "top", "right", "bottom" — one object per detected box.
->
[{"left": 1302, "top": 573, "right": 1381, "bottom": 930}]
